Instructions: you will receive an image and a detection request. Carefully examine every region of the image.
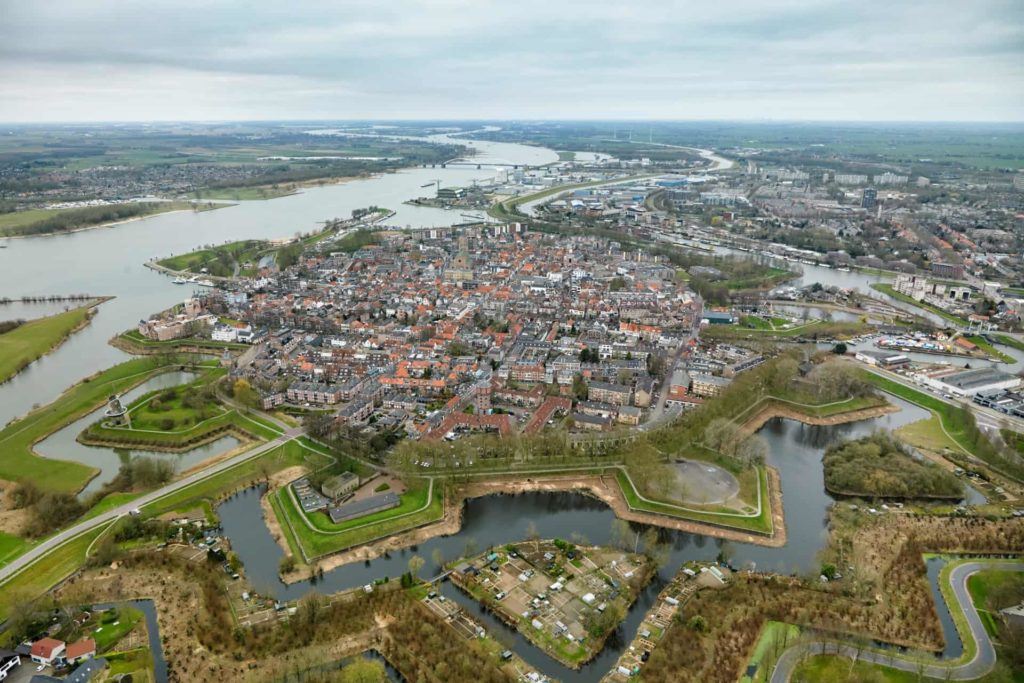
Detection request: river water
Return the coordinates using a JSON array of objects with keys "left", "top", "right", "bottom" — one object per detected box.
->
[
  {"left": 0, "top": 132, "right": 979, "bottom": 678},
  {"left": 0, "top": 134, "right": 554, "bottom": 429}
]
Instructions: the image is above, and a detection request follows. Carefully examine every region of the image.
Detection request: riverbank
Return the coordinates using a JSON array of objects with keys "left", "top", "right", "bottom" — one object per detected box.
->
[
  {"left": 0, "top": 358, "right": 209, "bottom": 493},
  {"left": 189, "top": 172, "right": 367, "bottom": 202},
  {"left": 0, "top": 296, "right": 112, "bottom": 384},
  {"left": 0, "top": 201, "right": 228, "bottom": 239}
]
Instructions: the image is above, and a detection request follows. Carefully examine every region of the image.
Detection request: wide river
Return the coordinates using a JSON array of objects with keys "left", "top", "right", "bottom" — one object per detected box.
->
[{"left": 0, "top": 132, "right": 980, "bottom": 679}]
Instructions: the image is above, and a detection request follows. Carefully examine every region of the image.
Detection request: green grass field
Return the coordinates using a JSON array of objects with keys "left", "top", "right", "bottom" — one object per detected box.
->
[
  {"left": 191, "top": 186, "right": 295, "bottom": 201},
  {"left": 142, "top": 440, "right": 328, "bottom": 516},
  {"left": 91, "top": 605, "right": 144, "bottom": 652},
  {"left": 791, "top": 654, "right": 945, "bottom": 682},
  {"left": 861, "top": 370, "right": 1024, "bottom": 482},
  {"left": 105, "top": 647, "right": 154, "bottom": 678},
  {"left": 861, "top": 372, "right": 967, "bottom": 443},
  {"left": 77, "top": 372, "right": 284, "bottom": 450},
  {"left": 613, "top": 466, "right": 773, "bottom": 535},
  {"left": 964, "top": 335, "right": 1014, "bottom": 363},
  {"left": 967, "top": 569, "right": 1023, "bottom": 637},
  {"left": 0, "top": 202, "right": 218, "bottom": 238},
  {"left": 0, "top": 358, "right": 185, "bottom": 492},
  {"left": 81, "top": 492, "right": 143, "bottom": 521},
  {"left": 157, "top": 239, "right": 269, "bottom": 275},
  {"left": 741, "top": 621, "right": 800, "bottom": 683},
  {"left": 994, "top": 334, "right": 1024, "bottom": 353},
  {"left": 273, "top": 479, "right": 444, "bottom": 559},
  {"left": 0, "top": 302, "right": 96, "bottom": 383},
  {"left": 701, "top": 319, "right": 871, "bottom": 340},
  {"left": 0, "top": 532, "right": 31, "bottom": 568},
  {"left": 0, "top": 522, "right": 114, "bottom": 622}
]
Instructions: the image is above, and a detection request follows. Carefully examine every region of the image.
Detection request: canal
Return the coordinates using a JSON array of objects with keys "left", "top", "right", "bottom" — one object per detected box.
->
[
  {"left": 34, "top": 370, "right": 243, "bottom": 497},
  {"left": 217, "top": 395, "right": 970, "bottom": 683}
]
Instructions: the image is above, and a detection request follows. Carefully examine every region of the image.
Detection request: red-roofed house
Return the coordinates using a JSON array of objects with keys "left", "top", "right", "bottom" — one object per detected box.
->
[
  {"left": 66, "top": 639, "right": 96, "bottom": 665},
  {"left": 30, "top": 637, "right": 65, "bottom": 665}
]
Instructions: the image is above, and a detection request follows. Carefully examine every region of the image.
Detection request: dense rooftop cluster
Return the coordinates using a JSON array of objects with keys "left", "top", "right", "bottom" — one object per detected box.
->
[{"left": 201, "top": 226, "right": 713, "bottom": 440}]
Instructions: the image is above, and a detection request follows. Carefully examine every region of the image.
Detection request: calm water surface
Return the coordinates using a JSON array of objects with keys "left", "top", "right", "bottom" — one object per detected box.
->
[{"left": 217, "top": 396, "right": 960, "bottom": 682}]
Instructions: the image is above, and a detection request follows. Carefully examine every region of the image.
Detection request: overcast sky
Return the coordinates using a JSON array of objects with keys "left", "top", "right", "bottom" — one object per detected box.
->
[{"left": 1, "top": 0, "right": 1022, "bottom": 122}]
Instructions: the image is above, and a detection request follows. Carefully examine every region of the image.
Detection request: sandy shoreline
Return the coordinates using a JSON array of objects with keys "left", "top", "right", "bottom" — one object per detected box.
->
[{"left": 0, "top": 204, "right": 231, "bottom": 241}]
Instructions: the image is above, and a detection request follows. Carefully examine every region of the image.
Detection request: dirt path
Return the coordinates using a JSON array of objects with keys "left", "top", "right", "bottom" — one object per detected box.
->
[
  {"left": 740, "top": 402, "right": 900, "bottom": 437},
  {"left": 280, "top": 471, "right": 787, "bottom": 583}
]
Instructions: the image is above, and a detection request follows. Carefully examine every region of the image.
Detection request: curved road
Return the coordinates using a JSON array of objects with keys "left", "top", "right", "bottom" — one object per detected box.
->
[
  {"left": 0, "top": 417, "right": 304, "bottom": 586},
  {"left": 771, "top": 560, "right": 1024, "bottom": 682}
]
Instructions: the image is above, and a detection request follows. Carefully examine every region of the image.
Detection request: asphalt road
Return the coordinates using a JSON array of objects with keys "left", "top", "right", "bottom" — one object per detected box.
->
[
  {"left": 770, "top": 560, "right": 1024, "bottom": 682},
  {"left": 861, "top": 365, "right": 1024, "bottom": 435},
  {"left": 0, "top": 424, "right": 304, "bottom": 586}
]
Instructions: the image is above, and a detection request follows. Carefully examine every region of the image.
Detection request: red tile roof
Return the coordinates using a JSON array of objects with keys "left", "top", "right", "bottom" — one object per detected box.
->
[
  {"left": 31, "top": 637, "right": 64, "bottom": 659},
  {"left": 66, "top": 639, "right": 96, "bottom": 660}
]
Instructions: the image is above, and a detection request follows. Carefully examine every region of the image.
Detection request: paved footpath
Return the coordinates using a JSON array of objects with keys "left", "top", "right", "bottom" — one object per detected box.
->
[
  {"left": 0, "top": 425, "right": 304, "bottom": 586},
  {"left": 771, "top": 560, "right": 1024, "bottom": 682}
]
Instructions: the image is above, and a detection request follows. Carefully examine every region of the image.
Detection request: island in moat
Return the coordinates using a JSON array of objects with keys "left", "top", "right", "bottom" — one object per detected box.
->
[{"left": 0, "top": 121, "right": 1022, "bottom": 683}]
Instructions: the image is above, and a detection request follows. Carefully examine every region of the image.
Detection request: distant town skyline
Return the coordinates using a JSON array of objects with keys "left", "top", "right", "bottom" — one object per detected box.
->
[{"left": 1, "top": 0, "right": 1022, "bottom": 123}]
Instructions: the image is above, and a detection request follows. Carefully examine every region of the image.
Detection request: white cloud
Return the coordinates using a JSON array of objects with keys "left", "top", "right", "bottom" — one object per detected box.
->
[{"left": 0, "top": 0, "right": 1020, "bottom": 121}]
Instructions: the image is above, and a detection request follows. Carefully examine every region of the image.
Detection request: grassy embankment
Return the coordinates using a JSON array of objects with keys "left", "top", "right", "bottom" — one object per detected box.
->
[
  {"left": 0, "top": 532, "right": 30, "bottom": 567},
  {"left": 191, "top": 186, "right": 296, "bottom": 201},
  {"left": 0, "top": 300, "right": 99, "bottom": 383},
  {"left": 156, "top": 239, "right": 270, "bottom": 276},
  {"left": 966, "top": 568, "right": 1022, "bottom": 637},
  {"left": 964, "top": 335, "right": 1015, "bottom": 363},
  {"left": 0, "top": 521, "right": 115, "bottom": 622},
  {"left": 78, "top": 373, "right": 282, "bottom": 450},
  {"left": 740, "top": 620, "right": 800, "bottom": 683},
  {"left": 0, "top": 357, "right": 188, "bottom": 493},
  {"left": 115, "top": 329, "right": 248, "bottom": 352},
  {"left": 994, "top": 334, "right": 1024, "bottom": 353},
  {"left": 272, "top": 478, "right": 444, "bottom": 560},
  {"left": 614, "top": 464, "right": 773, "bottom": 535},
  {"left": 0, "top": 202, "right": 222, "bottom": 238},
  {"left": 861, "top": 370, "right": 1024, "bottom": 483},
  {"left": 142, "top": 438, "right": 332, "bottom": 518},
  {"left": 700, "top": 318, "right": 872, "bottom": 341},
  {"left": 870, "top": 283, "right": 970, "bottom": 327}
]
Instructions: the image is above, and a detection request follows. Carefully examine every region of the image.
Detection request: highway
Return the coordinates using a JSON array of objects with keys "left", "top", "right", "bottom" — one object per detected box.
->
[
  {"left": 0, "top": 421, "right": 304, "bottom": 586},
  {"left": 770, "top": 560, "right": 1024, "bottom": 682}
]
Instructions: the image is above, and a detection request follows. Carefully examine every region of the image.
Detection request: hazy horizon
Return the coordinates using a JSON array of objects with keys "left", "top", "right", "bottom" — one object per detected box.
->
[{"left": 1, "top": 0, "right": 1022, "bottom": 124}]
